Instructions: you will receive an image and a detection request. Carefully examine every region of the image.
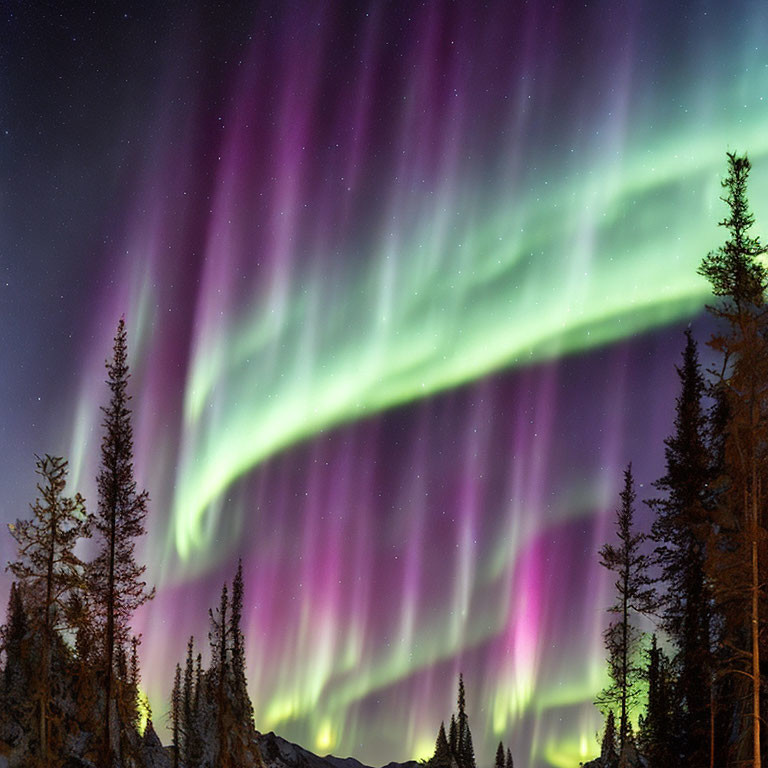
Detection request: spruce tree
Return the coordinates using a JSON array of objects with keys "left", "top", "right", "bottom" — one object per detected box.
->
[
  {"left": 453, "top": 674, "right": 475, "bottom": 768},
  {"left": 494, "top": 741, "right": 505, "bottom": 768},
  {"left": 647, "top": 331, "right": 713, "bottom": 765},
  {"left": 91, "top": 318, "right": 154, "bottom": 766},
  {"left": 209, "top": 582, "right": 230, "bottom": 767},
  {"left": 456, "top": 675, "right": 466, "bottom": 760},
  {"left": 596, "top": 465, "right": 655, "bottom": 756},
  {"left": 462, "top": 727, "right": 475, "bottom": 768},
  {"left": 448, "top": 714, "right": 457, "bottom": 756},
  {"left": 699, "top": 151, "right": 768, "bottom": 768},
  {"left": 171, "top": 664, "right": 182, "bottom": 768},
  {"left": 639, "top": 636, "right": 674, "bottom": 768},
  {"left": 194, "top": 652, "right": 203, "bottom": 714},
  {"left": 1, "top": 582, "right": 33, "bottom": 731},
  {"left": 183, "top": 636, "right": 195, "bottom": 764},
  {"left": 600, "top": 711, "right": 618, "bottom": 768},
  {"left": 230, "top": 559, "right": 253, "bottom": 726},
  {"left": 8, "top": 454, "right": 88, "bottom": 766},
  {"left": 505, "top": 747, "right": 513, "bottom": 768},
  {"left": 430, "top": 722, "right": 451, "bottom": 768}
]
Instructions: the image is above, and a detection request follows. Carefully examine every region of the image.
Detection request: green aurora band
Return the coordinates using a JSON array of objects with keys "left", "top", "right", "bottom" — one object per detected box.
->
[
  {"left": 52, "top": 6, "right": 768, "bottom": 764},
  {"left": 172, "top": 128, "right": 768, "bottom": 562}
]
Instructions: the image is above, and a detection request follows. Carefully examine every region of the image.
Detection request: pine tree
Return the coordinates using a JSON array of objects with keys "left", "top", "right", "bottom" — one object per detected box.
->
[
  {"left": 600, "top": 711, "right": 618, "bottom": 768},
  {"left": 118, "top": 634, "right": 142, "bottom": 732},
  {"left": 67, "top": 589, "right": 100, "bottom": 741},
  {"left": 171, "top": 664, "right": 182, "bottom": 768},
  {"left": 699, "top": 151, "right": 768, "bottom": 768},
  {"left": 194, "top": 652, "right": 203, "bottom": 714},
  {"left": 183, "top": 636, "right": 195, "bottom": 764},
  {"left": 7, "top": 453, "right": 88, "bottom": 766},
  {"left": 462, "top": 728, "right": 475, "bottom": 768},
  {"left": 505, "top": 747, "right": 513, "bottom": 768},
  {"left": 190, "top": 651, "right": 205, "bottom": 768},
  {"left": 638, "top": 636, "right": 674, "bottom": 768},
  {"left": 430, "top": 722, "right": 451, "bottom": 768},
  {"left": 210, "top": 582, "right": 230, "bottom": 767},
  {"left": 91, "top": 318, "right": 155, "bottom": 766},
  {"left": 1, "top": 582, "right": 33, "bottom": 729},
  {"left": 129, "top": 635, "right": 139, "bottom": 690},
  {"left": 494, "top": 741, "right": 505, "bottom": 768},
  {"left": 456, "top": 675, "right": 466, "bottom": 760},
  {"left": 647, "top": 331, "right": 713, "bottom": 765},
  {"left": 596, "top": 465, "right": 655, "bottom": 756},
  {"left": 230, "top": 559, "right": 253, "bottom": 726},
  {"left": 453, "top": 674, "right": 475, "bottom": 768},
  {"left": 448, "top": 714, "right": 457, "bottom": 756}
]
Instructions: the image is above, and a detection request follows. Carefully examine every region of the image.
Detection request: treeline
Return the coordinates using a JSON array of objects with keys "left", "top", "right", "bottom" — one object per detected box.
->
[
  {"left": 593, "top": 152, "right": 768, "bottom": 768},
  {"left": 425, "top": 674, "right": 516, "bottom": 768},
  {"left": 0, "top": 319, "right": 262, "bottom": 767},
  {"left": 169, "top": 563, "right": 261, "bottom": 768}
]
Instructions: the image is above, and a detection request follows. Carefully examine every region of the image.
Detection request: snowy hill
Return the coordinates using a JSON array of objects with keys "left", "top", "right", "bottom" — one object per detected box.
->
[{"left": 256, "top": 731, "right": 420, "bottom": 768}]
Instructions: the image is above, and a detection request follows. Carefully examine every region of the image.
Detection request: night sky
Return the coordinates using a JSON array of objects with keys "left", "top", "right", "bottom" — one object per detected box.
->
[{"left": 3, "top": 2, "right": 768, "bottom": 767}]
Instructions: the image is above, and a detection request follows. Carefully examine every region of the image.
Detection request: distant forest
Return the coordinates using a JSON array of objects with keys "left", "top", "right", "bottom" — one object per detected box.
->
[{"left": 2, "top": 152, "right": 768, "bottom": 768}]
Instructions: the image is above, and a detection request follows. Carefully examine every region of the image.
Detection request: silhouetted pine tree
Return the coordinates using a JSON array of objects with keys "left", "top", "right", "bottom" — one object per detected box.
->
[
  {"left": 505, "top": 747, "right": 513, "bottom": 768},
  {"left": 600, "top": 710, "right": 618, "bottom": 768},
  {"left": 91, "top": 318, "right": 154, "bottom": 766},
  {"left": 454, "top": 674, "right": 475, "bottom": 768},
  {"left": 462, "top": 727, "right": 475, "bottom": 768},
  {"left": 183, "top": 636, "right": 195, "bottom": 765},
  {"left": 430, "top": 721, "right": 451, "bottom": 768},
  {"left": 171, "top": 664, "right": 181, "bottom": 768},
  {"left": 638, "top": 635, "right": 674, "bottom": 768},
  {"left": 119, "top": 634, "right": 142, "bottom": 734},
  {"left": 7, "top": 453, "right": 88, "bottom": 767},
  {"left": 67, "top": 589, "right": 100, "bottom": 743},
  {"left": 194, "top": 652, "right": 203, "bottom": 714},
  {"left": 596, "top": 465, "right": 655, "bottom": 757},
  {"left": 494, "top": 741, "right": 505, "bottom": 768},
  {"left": 210, "top": 582, "right": 230, "bottom": 767},
  {"left": 647, "top": 331, "right": 713, "bottom": 766},
  {"left": 699, "top": 151, "right": 768, "bottom": 768},
  {"left": 448, "top": 715, "right": 457, "bottom": 756},
  {"left": 456, "top": 675, "right": 466, "bottom": 760},
  {"left": 230, "top": 559, "right": 253, "bottom": 727},
  {"left": 0, "top": 582, "right": 34, "bottom": 739}
]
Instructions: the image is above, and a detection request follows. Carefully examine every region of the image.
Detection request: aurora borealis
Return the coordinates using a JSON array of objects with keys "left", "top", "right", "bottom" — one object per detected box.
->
[{"left": 5, "top": 1, "right": 768, "bottom": 766}]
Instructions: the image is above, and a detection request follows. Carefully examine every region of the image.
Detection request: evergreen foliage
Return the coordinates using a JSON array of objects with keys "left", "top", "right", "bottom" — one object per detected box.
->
[
  {"left": 647, "top": 331, "right": 713, "bottom": 764},
  {"left": 428, "top": 676, "right": 477, "bottom": 768},
  {"left": 599, "top": 710, "right": 618, "bottom": 768},
  {"left": 637, "top": 636, "right": 674, "bottom": 768},
  {"left": 91, "top": 318, "right": 155, "bottom": 765},
  {"left": 698, "top": 151, "right": 768, "bottom": 768},
  {"left": 231, "top": 559, "right": 253, "bottom": 726},
  {"left": 171, "top": 664, "right": 181, "bottom": 768},
  {"left": 596, "top": 465, "right": 655, "bottom": 755},
  {"left": 494, "top": 741, "right": 504, "bottom": 768},
  {"left": 430, "top": 722, "right": 451, "bottom": 768},
  {"left": 448, "top": 715, "right": 457, "bottom": 756},
  {"left": 7, "top": 454, "right": 88, "bottom": 766}
]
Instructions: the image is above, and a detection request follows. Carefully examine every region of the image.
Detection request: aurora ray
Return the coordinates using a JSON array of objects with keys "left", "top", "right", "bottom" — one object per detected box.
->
[{"left": 6, "top": 2, "right": 768, "bottom": 767}]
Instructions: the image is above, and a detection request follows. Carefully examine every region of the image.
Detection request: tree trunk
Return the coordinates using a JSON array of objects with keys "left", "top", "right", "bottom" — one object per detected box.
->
[
  {"left": 41, "top": 500, "right": 56, "bottom": 768},
  {"left": 710, "top": 680, "right": 715, "bottom": 768},
  {"left": 751, "top": 480, "right": 761, "bottom": 768},
  {"left": 620, "top": 563, "right": 629, "bottom": 755},
  {"left": 105, "top": 502, "right": 116, "bottom": 767}
]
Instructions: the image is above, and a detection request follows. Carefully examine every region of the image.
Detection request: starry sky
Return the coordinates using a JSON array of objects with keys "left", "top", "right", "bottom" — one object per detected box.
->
[{"left": 3, "top": 2, "right": 768, "bottom": 766}]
